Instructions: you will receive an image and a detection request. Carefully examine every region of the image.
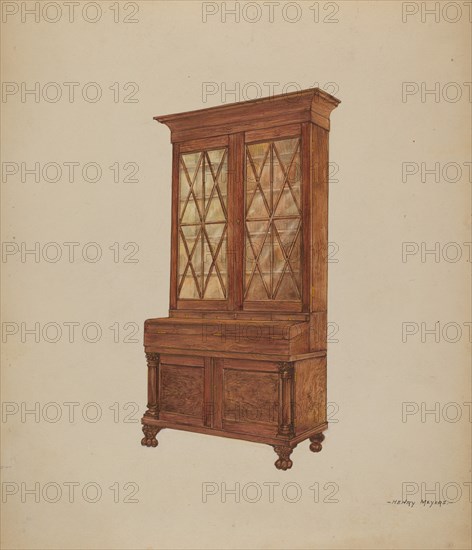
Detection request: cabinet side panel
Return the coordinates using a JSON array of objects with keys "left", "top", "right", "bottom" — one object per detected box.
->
[
  {"left": 310, "top": 125, "right": 329, "bottom": 351},
  {"left": 301, "top": 122, "right": 312, "bottom": 312},
  {"left": 309, "top": 312, "right": 327, "bottom": 352},
  {"left": 294, "top": 356, "right": 326, "bottom": 434}
]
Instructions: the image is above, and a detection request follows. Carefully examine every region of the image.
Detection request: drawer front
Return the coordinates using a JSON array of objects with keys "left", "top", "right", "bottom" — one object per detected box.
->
[
  {"left": 158, "top": 354, "right": 207, "bottom": 427},
  {"left": 215, "top": 358, "right": 279, "bottom": 436}
]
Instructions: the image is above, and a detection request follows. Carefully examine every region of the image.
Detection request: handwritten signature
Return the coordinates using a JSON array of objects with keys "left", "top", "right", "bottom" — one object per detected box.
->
[{"left": 387, "top": 499, "right": 452, "bottom": 508}]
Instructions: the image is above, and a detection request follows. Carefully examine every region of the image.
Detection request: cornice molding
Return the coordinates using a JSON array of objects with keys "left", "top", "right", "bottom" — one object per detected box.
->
[{"left": 154, "top": 88, "right": 340, "bottom": 142}]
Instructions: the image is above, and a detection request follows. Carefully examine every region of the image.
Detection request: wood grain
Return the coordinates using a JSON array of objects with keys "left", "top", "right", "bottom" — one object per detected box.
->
[
  {"left": 142, "top": 87, "right": 340, "bottom": 468},
  {"left": 155, "top": 88, "right": 340, "bottom": 142}
]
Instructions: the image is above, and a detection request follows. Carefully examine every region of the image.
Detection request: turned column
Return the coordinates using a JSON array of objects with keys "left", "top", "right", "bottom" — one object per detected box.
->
[
  {"left": 144, "top": 352, "right": 160, "bottom": 419},
  {"left": 277, "top": 362, "right": 294, "bottom": 438}
]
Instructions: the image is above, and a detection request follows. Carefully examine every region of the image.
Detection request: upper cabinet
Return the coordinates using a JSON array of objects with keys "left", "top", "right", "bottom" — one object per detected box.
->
[{"left": 155, "top": 88, "right": 340, "bottom": 315}]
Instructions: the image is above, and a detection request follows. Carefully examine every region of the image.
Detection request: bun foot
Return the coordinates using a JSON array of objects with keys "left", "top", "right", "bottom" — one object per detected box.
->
[
  {"left": 274, "top": 445, "right": 293, "bottom": 470},
  {"left": 141, "top": 425, "right": 160, "bottom": 447},
  {"left": 309, "top": 432, "right": 325, "bottom": 453}
]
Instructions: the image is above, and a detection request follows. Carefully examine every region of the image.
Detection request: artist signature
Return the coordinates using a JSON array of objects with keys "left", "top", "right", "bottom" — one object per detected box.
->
[{"left": 387, "top": 499, "right": 452, "bottom": 508}]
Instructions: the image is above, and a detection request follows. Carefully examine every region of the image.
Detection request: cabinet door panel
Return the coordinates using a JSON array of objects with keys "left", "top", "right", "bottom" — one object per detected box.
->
[
  {"left": 159, "top": 355, "right": 206, "bottom": 426},
  {"left": 215, "top": 359, "right": 279, "bottom": 436}
]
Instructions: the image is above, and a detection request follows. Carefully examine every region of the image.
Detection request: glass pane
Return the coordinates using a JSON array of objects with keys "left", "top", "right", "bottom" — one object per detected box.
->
[
  {"left": 206, "top": 197, "right": 225, "bottom": 223},
  {"left": 179, "top": 276, "right": 198, "bottom": 299},
  {"left": 178, "top": 148, "right": 228, "bottom": 300},
  {"left": 245, "top": 271, "right": 268, "bottom": 301},
  {"left": 275, "top": 272, "right": 299, "bottom": 300},
  {"left": 274, "top": 217, "right": 299, "bottom": 250},
  {"left": 204, "top": 274, "right": 224, "bottom": 299},
  {"left": 180, "top": 152, "right": 203, "bottom": 219},
  {"left": 207, "top": 148, "right": 225, "bottom": 168},
  {"left": 274, "top": 188, "right": 300, "bottom": 217},
  {"left": 246, "top": 143, "right": 270, "bottom": 216},
  {"left": 244, "top": 137, "right": 302, "bottom": 302},
  {"left": 247, "top": 189, "right": 269, "bottom": 220},
  {"left": 181, "top": 196, "right": 200, "bottom": 225}
]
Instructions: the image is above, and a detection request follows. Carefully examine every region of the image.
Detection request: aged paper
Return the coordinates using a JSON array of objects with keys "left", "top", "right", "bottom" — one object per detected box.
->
[{"left": 1, "top": 1, "right": 471, "bottom": 549}]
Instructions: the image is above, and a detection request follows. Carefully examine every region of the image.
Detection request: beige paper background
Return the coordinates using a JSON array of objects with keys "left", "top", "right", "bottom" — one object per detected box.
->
[{"left": 1, "top": 1, "right": 471, "bottom": 548}]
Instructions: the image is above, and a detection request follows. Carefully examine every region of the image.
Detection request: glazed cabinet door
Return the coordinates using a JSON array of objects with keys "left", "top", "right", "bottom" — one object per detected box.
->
[
  {"left": 173, "top": 137, "right": 231, "bottom": 311},
  {"left": 243, "top": 133, "right": 305, "bottom": 312}
]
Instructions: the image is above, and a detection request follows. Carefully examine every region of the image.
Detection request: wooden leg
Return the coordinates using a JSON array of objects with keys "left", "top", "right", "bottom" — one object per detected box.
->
[
  {"left": 273, "top": 445, "right": 293, "bottom": 470},
  {"left": 309, "top": 432, "right": 325, "bottom": 453},
  {"left": 141, "top": 425, "right": 160, "bottom": 447}
]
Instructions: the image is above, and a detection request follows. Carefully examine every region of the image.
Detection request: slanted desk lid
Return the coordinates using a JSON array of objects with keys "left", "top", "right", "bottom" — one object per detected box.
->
[{"left": 144, "top": 317, "right": 310, "bottom": 357}]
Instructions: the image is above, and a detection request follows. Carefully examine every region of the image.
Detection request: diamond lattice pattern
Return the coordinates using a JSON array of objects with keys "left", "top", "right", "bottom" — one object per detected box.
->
[
  {"left": 245, "top": 137, "right": 302, "bottom": 301},
  {"left": 178, "top": 148, "right": 228, "bottom": 299}
]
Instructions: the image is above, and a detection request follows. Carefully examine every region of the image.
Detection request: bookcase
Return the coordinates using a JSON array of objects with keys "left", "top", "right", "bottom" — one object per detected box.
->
[{"left": 141, "top": 88, "right": 340, "bottom": 469}]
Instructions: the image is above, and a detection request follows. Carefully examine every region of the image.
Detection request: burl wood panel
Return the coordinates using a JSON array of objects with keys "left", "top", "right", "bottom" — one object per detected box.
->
[
  {"left": 159, "top": 362, "right": 204, "bottom": 419},
  {"left": 222, "top": 368, "right": 279, "bottom": 429},
  {"left": 294, "top": 356, "right": 327, "bottom": 433}
]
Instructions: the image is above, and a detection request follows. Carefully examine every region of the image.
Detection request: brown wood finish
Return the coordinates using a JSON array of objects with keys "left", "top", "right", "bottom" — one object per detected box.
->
[
  {"left": 179, "top": 135, "right": 229, "bottom": 153},
  {"left": 169, "top": 144, "right": 180, "bottom": 310},
  {"left": 155, "top": 88, "right": 339, "bottom": 141},
  {"left": 168, "top": 310, "right": 309, "bottom": 321},
  {"left": 245, "top": 123, "right": 301, "bottom": 144},
  {"left": 145, "top": 317, "right": 309, "bottom": 356},
  {"left": 222, "top": 368, "right": 279, "bottom": 430},
  {"left": 141, "top": 88, "right": 340, "bottom": 468},
  {"left": 229, "top": 132, "right": 245, "bottom": 311},
  {"left": 294, "top": 356, "right": 327, "bottom": 433},
  {"left": 143, "top": 415, "right": 327, "bottom": 447}
]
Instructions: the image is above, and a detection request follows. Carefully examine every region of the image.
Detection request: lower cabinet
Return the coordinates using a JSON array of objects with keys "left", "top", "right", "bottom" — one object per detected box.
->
[{"left": 143, "top": 351, "right": 327, "bottom": 470}]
